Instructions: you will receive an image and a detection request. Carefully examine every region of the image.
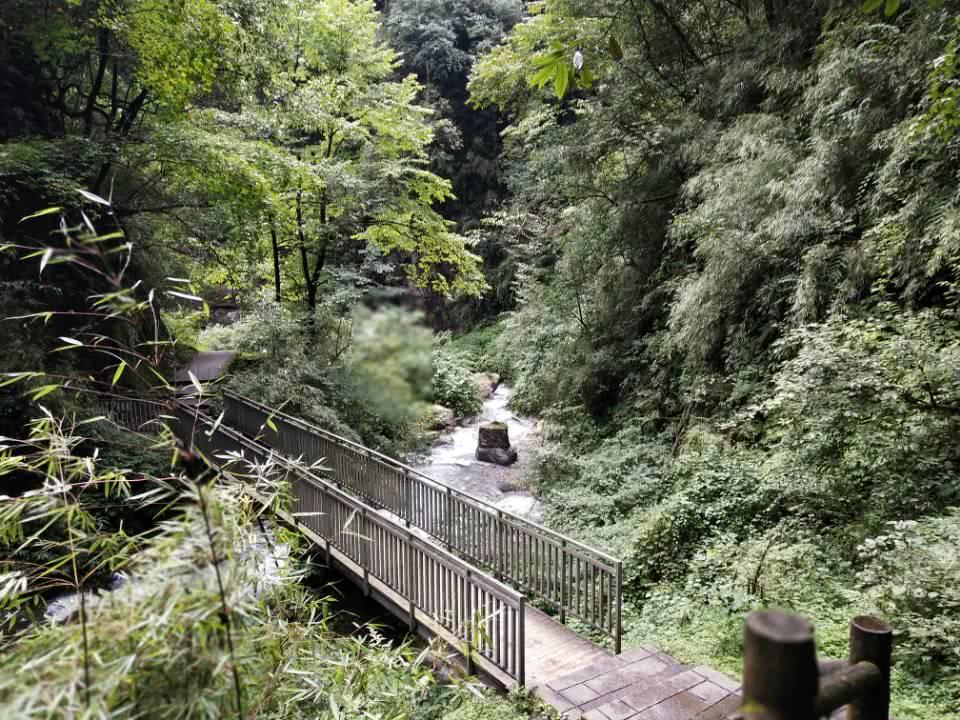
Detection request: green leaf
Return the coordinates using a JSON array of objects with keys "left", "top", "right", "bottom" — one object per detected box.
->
[
  {"left": 188, "top": 371, "right": 203, "bottom": 396},
  {"left": 86, "top": 231, "right": 125, "bottom": 244},
  {"left": 19, "top": 207, "right": 62, "bottom": 223},
  {"left": 29, "top": 385, "right": 60, "bottom": 401},
  {"left": 554, "top": 65, "right": 570, "bottom": 99},
  {"left": 530, "top": 64, "right": 557, "bottom": 90},
  {"left": 77, "top": 188, "right": 111, "bottom": 206},
  {"left": 0, "top": 372, "right": 40, "bottom": 388},
  {"left": 112, "top": 361, "right": 126, "bottom": 386},
  {"left": 59, "top": 337, "right": 83, "bottom": 347},
  {"left": 861, "top": 0, "right": 884, "bottom": 11},
  {"left": 884, "top": 0, "right": 899, "bottom": 15},
  {"left": 265, "top": 415, "right": 278, "bottom": 433},
  {"left": 608, "top": 36, "right": 623, "bottom": 62}
]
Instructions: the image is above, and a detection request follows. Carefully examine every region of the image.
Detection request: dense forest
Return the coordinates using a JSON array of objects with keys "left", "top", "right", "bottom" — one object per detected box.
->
[{"left": 1, "top": 0, "right": 959, "bottom": 718}]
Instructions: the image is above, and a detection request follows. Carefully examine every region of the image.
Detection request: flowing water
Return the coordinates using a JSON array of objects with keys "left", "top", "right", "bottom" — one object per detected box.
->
[{"left": 410, "top": 385, "right": 544, "bottom": 521}]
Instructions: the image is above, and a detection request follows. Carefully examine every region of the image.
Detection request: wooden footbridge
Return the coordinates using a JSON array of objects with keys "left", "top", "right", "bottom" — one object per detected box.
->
[{"left": 108, "top": 393, "right": 896, "bottom": 720}]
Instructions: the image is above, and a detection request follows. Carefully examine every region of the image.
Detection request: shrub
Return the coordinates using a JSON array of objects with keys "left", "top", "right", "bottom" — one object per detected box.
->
[
  {"left": 433, "top": 343, "right": 483, "bottom": 417},
  {"left": 857, "top": 513, "right": 960, "bottom": 681},
  {"left": 200, "top": 304, "right": 433, "bottom": 452}
]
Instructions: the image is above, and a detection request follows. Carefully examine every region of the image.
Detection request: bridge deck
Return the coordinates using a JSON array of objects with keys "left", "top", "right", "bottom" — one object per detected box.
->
[
  {"left": 318, "top": 533, "right": 742, "bottom": 720},
  {"left": 525, "top": 608, "right": 741, "bottom": 720}
]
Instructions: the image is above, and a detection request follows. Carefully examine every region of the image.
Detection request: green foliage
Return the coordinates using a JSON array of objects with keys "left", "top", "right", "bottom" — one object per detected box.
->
[
  {"left": 0, "top": 208, "right": 530, "bottom": 720},
  {"left": 857, "top": 514, "right": 960, "bottom": 678},
  {"left": 432, "top": 341, "right": 483, "bottom": 417},
  {"left": 200, "top": 303, "right": 433, "bottom": 452},
  {"left": 467, "top": 2, "right": 960, "bottom": 716},
  {"left": 916, "top": 19, "right": 960, "bottom": 142},
  {"left": 445, "top": 321, "right": 513, "bottom": 380},
  {"left": 385, "top": 0, "right": 521, "bottom": 88}
]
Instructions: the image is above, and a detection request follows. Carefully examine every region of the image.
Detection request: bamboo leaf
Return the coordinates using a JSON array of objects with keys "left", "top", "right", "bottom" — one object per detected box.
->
[
  {"left": 0, "top": 373, "right": 40, "bottom": 388},
  {"left": 112, "top": 361, "right": 126, "bottom": 386},
  {"left": 19, "top": 207, "right": 62, "bottom": 223},
  {"left": 188, "top": 370, "right": 203, "bottom": 396},
  {"left": 29, "top": 385, "right": 60, "bottom": 401},
  {"left": 166, "top": 290, "right": 203, "bottom": 303},
  {"left": 86, "top": 231, "right": 125, "bottom": 244},
  {"left": 77, "top": 189, "right": 111, "bottom": 206},
  {"left": 39, "top": 248, "right": 53, "bottom": 276}
]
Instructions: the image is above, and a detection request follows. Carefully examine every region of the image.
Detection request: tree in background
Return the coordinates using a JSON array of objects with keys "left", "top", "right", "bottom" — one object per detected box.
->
[
  {"left": 231, "top": 0, "right": 486, "bottom": 311},
  {"left": 383, "top": 0, "right": 522, "bottom": 327},
  {"left": 384, "top": 0, "right": 521, "bottom": 225},
  {"left": 1, "top": 0, "right": 484, "bottom": 316},
  {"left": 462, "top": 2, "right": 960, "bottom": 716}
]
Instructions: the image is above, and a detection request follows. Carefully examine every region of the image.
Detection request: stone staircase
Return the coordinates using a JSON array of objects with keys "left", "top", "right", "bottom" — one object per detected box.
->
[{"left": 534, "top": 646, "right": 742, "bottom": 720}]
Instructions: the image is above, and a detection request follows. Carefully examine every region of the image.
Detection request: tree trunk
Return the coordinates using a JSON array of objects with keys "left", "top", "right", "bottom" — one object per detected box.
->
[{"left": 270, "top": 218, "right": 282, "bottom": 304}]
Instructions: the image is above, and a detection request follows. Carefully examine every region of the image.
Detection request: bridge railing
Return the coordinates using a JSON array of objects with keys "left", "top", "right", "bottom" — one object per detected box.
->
[
  {"left": 222, "top": 390, "right": 623, "bottom": 652},
  {"left": 93, "top": 393, "right": 168, "bottom": 433},
  {"left": 168, "top": 401, "right": 527, "bottom": 685}
]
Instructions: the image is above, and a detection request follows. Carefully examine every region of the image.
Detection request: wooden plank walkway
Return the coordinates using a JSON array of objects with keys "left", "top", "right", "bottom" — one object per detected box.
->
[{"left": 525, "top": 608, "right": 741, "bottom": 720}]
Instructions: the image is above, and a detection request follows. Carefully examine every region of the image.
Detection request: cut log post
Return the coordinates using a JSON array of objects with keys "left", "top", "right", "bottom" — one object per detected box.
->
[
  {"left": 741, "top": 610, "right": 819, "bottom": 720},
  {"left": 847, "top": 615, "right": 892, "bottom": 720},
  {"left": 476, "top": 422, "right": 518, "bottom": 465},
  {"left": 478, "top": 422, "right": 510, "bottom": 449}
]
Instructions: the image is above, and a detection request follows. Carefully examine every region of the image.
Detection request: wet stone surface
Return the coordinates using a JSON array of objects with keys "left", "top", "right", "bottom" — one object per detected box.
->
[{"left": 410, "top": 385, "right": 544, "bottom": 520}]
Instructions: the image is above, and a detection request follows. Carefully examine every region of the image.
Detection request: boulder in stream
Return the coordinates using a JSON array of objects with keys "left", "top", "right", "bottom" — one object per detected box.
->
[
  {"left": 476, "top": 422, "right": 517, "bottom": 466},
  {"left": 472, "top": 372, "right": 501, "bottom": 400},
  {"left": 425, "top": 404, "right": 456, "bottom": 430}
]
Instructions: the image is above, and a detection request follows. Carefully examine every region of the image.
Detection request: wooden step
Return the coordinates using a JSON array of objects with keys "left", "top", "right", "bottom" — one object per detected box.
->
[{"left": 581, "top": 667, "right": 741, "bottom": 720}]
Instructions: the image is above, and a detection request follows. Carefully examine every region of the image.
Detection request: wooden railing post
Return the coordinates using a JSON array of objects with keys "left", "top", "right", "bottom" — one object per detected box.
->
[
  {"left": 517, "top": 596, "right": 526, "bottom": 688},
  {"left": 741, "top": 610, "right": 818, "bottom": 720},
  {"left": 403, "top": 469, "right": 411, "bottom": 528},
  {"left": 465, "top": 569, "right": 475, "bottom": 675},
  {"left": 445, "top": 486, "right": 453, "bottom": 550},
  {"left": 405, "top": 533, "right": 416, "bottom": 631},
  {"left": 559, "top": 540, "right": 567, "bottom": 625},
  {"left": 614, "top": 559, "right": 622, "bottom": 654},
  {"left": 848, "top": 616, "right": 892, "bottom": 720},
  {"left": 496, "top": 510, "right": 504, "bottom": 580},
  {"left": 360, "top": 508, "right": 370, "bottom": 597}
]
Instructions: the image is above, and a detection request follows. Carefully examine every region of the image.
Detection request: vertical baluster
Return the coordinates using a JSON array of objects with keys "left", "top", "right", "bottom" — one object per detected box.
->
[
  {"left": 560, "top": 540, "right": 567, "bottom": 624},
  {"left": 465, "top": 569, "right": 474, "bottom": 675}
]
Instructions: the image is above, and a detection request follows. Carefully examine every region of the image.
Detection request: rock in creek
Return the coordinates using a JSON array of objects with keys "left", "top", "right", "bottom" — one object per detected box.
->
[
  {"left": 472, "top": 372, "right": 501, "bottom": 400},
  {"left": 476, "top": 422, "right": 517, "bottom": 466},
  {"left": 425, "top": 404, "right": 456, "bottom": 431}
]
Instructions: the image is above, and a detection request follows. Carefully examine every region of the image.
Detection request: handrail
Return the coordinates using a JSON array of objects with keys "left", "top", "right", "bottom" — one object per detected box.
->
[
  {"left": 222, "top": 390, "right": 617, "bottom": 566},
  {"left": 168, "top": 401, "right": 527, "bottom": 685},
  {"left": 222, "top": 390, "right": 623, "bottom": 652}
]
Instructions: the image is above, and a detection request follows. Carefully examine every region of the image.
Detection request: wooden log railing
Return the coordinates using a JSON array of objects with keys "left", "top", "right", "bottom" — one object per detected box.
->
[
  {"left": 166, "top": 401, "right": 527, "bottom": 686},
  {"left": 738, "top": 609, "right": 893, "bottom": 720},
  {"left": 222, "top": 390, "right": 623, "bottom": 652}
]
